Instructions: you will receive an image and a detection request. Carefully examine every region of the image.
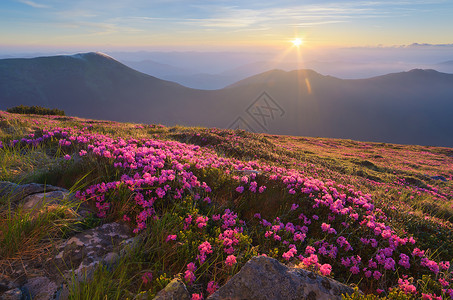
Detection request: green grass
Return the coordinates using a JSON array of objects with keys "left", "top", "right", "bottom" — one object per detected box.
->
[{"left": 0, "top": 192, "right": 80, "bottom": 260}]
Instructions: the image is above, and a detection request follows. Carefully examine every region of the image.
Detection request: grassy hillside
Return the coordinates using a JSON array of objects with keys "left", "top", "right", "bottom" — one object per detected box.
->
[{"left": 1, "top": 110, "right": 452, "bottom": 299}]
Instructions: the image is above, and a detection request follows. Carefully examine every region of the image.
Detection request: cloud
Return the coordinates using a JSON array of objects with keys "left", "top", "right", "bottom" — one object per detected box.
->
[
  {"left": 17, "top": 0, "right": 49, "bottom": 9},
  {"left": 175, "top": 1, "right": 412, "bottom": 30}
]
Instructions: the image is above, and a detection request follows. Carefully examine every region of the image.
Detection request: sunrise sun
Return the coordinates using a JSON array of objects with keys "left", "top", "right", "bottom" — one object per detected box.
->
[{"left": 291, "top": 38, "right": 303, "bottom": 47}]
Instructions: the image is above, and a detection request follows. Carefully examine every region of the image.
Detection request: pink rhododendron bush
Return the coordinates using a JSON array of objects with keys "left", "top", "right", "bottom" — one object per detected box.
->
[{"left": 1, "top": 110, "right": 453, "bottom": 299}]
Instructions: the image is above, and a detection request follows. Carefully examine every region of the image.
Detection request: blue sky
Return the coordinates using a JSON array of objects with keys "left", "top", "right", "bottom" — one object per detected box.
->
[{"left": 1, "top": 0, "right": 453, "bottom": 51}]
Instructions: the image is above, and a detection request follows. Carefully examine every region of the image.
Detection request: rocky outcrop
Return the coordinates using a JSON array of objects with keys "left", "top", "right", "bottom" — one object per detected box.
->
[
  {"left": 49, "top": 222, "right": 132, "bottom": 281},
  {"left": 0, "top": 181, "right": 92, "bottom": 218},
  {"left": 430, "top": 175, "right": 447, "bottom": 182},
  {"left": 1, "top": 222, "right": 133, "bottom": 300},
  {"left": 0, "top": 181, "right": 67, "bottom": 203},
  {"left": 208, "top": 256, "right": 355, "bottom": 300},
  {"left": 152, "top": 278, "right": 191, "bottom": 300},
  {"left": 0, "top": 182, "right": 135, "bottom": 300}
]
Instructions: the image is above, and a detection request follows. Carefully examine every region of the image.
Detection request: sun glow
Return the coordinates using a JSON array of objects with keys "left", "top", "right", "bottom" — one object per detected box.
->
[{"left": 291, "top": 38, "right": 303, "bottom": 47}]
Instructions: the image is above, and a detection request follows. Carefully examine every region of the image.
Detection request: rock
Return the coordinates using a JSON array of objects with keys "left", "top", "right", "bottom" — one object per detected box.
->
[
  {"left": 0, "top": 275, "right": 19, "bottom": 292},
  {"left": 0, "top": 181, "right": 67, "bottom": 205},
  {"left": 235, "top": 170, "right": 261, "bottom": 175},
  {"left": 403, "top": 176, "right": 427, "bottom": 188},
  {"left": 102, "top": 252, "right": 120, "bottom": 270},
  {"left": 430, "top": 175, "right": 447, "bottom": 182},
  {"left": 22, "top": 190, "right": 68, "bottom": 210},
  {"left": 153, "top": 278, "right": 191, "bottom": 300},
  {"left": 1, "top": 288, "right": 23, "bottom": 300},
  {"left": 20, "top": 191, "right": 73, "bottom": 218},
  {"left": 0, "top": 222, "right": 133, "bottom": 300},
  {"left": 23, "top": 277, "right": 58, "bottom": 300},
  {"left": 0, "top": 181, "right": 20, "bottom": 198},
  {"left": 49, "top": 222, "right": 132, "bottom": 282},
  {"left": 207, "top": 256, "right": 355, "bottom": 300}
]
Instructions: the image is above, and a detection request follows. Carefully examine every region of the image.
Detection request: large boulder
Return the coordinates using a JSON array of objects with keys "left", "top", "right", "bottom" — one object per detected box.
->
[
  {"left": 0, "top": 181, "right": 67, "bottom": 203},
  {"left": 48, "top": 222, "right": 132, "bottom": 281},
  {"left": 208, "top": 256, "right": 355, "bottom": 300},
  {"left": 152, "top": 278, "right": 191, "bottom": 300},
  {"left": 2, "top": 222, "right": 133, "bottom": 300}
]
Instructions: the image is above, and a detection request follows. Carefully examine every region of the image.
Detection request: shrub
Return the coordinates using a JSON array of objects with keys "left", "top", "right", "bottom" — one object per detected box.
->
[{"left": 7, "top": 105, "right": 65, "bottom": 116}]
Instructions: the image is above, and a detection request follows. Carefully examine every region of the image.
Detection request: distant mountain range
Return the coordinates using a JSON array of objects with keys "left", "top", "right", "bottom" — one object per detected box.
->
[
  {"left": 1, "top": 52, "right": 452, "bottom": 147},
  {"left": 120, "top": 58, "right": 453, "bottom": 90}
]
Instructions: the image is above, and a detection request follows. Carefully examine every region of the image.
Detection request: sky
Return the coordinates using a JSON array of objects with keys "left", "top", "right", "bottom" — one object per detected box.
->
[{"left": 1, "top": 0, "right": 453, "bottom": 53}]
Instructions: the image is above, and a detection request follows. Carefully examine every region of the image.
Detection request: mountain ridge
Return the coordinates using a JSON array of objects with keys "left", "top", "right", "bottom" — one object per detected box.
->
[{"left": 1, "top": 52, "right": 452, "bottom": 147}]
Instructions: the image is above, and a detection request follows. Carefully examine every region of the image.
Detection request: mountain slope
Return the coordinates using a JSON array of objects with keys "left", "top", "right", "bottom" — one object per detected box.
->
[
  {"left": 1, "top": 53, "right": 453, "bottom": 147},
  {"left": 0, "top": 52, "right": 203, "bottom": 122},
  {"left": 222, "top": 68, "right": 453, "bottom": 147}
]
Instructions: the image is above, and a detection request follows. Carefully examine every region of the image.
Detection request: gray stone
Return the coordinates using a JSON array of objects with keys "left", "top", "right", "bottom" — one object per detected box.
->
[
  {"left": 0, "top": 181, "right": 20, "bottom": 198},
  {"left": 1, "top": 288, "right": 22, "bottom": 300},
  {"left": 23, "top": 277, "right": 58, "bottom": 300},
  {"left": 102, "top": 252, "right": 120, "bottom": 270},
  {"left": 16, "top": 189, "right": 92, "bottom": 223},
  {"left": 49, "top": 222, "right": 132, "bottom": 282},
  {"left": 54, "top": 284, "right": 69, "bottom": 300},
  {"left": 22, "top": 191, "right": 68, "bottom": 209},
  {"left": 153, "top": 278, "right": 191, "bottom": 300},
  {"left": 21, "top": 191, "right": 70, "bottom": 217},
  {"left": 430, "top": 175, "right": 447, "bottom": 182},
  {"left": 0, "top": 275, "right": 19, "bottom": 292},
  {"left": 207, "top": 256, "right": 355, "bottom": 300},
  {"left": 0, "top": 181, "right": 67, "bottom": 205},
  {"left": 235, "top": 170, "right": 261, "bottom": 175}
]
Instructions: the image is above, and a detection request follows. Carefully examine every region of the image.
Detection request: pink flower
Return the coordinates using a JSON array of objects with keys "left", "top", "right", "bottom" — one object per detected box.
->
[
  {"left": 142, "top": 272, "right": 153, "bottom": 284},
  {"left": 305, "top": 246, "right": 316, "bottom": 255},
  {"left": 341, "top": 257, "right": 351, "bottom": 267},
  {"left": 184, "top": 215, "right": 193, "bottom": 230},
  {"left": 320, "top": 264, "right": 332, "bottom": 276},
  {"left": 439, "top": 261, "right": 450, "bottom": 270},
  {"left": 350, "top": 266, "right": 360, "bottom": 274},
  {"left": 398, "top": 278, "right": 417, "bottom": 294},
  {"left": 439, "top": 278, "right": 449, "bottom": 287},
  {"left": 191, "top": 293, "right": 203, "bottom": 300},
  {"left": 166, "top": 234, "right": 177, "bottom": 242},
  {"left": 185, "top": 270, "right": 196, "bottom": 285},
  {"left": 64, "top": 154, "right": 71, "bottom": 160},
  {"left": 197, "top": 241, "right": 213, "bottom": 263},
  {"left": 225, "top": 255, "right": 237, "bottom": 267},
  {"left": 187, "top": 262, "right": 197, "bottom": 272},
  {"left": 236, "top": 186, "right": 244, "bottom": 193},
  {"left": 373, "top": 271, "right": 382, "bottom": 280},
  {"left": 398, "top": 254, "right": 410, "bottom": 269},
  {"left": 412, "top": 248, "right": 425, "bottom": 257},
  {"left": 321, "top": 223, "right": 330, "bottom": 232},
  {"left": 282, "top": 247, "right": 297, "bottom": 261},
  {"left": 207, "top": 281, "right": 219, "bottom": 295},
  {"left": 196, "top": 216, "right": 209, "bottom": 228}
]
